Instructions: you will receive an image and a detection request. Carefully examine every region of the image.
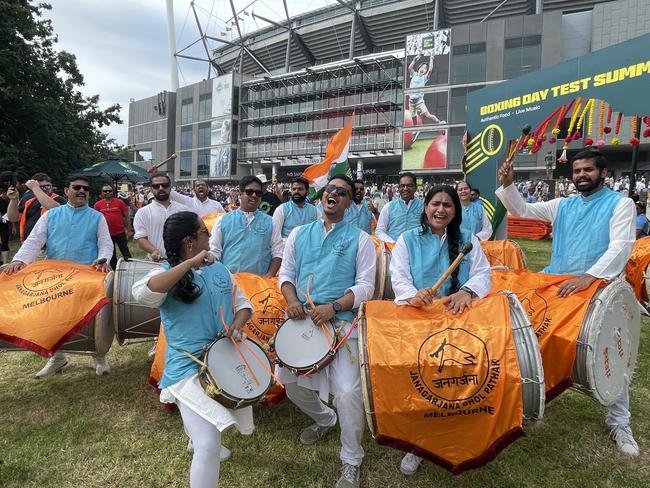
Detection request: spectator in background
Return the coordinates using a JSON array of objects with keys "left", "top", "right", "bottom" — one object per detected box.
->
[
  {"left": 636, "top": 201, "right": 648, "bottom": 238},
  {"left": 256, "top": 174, "right": 282, "bottom": 216},
  {"left": 469, "top": 187, "right": 481, "bottom": 204},
  {"left": 170, "top": 179, "right": 225, "bottom": 217},
  {"left": 94, "top": 185, "right": 133, "bottom": 269},
  {"left": 0, "top": 189, "right": 10, "bottom": 266}
]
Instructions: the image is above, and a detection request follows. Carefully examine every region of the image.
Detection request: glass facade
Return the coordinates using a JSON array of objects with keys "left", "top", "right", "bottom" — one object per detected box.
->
[
  {"left": 198, "top": 93, "right": 212, "bottom": 120},
  {"left": 180, "top": 153, "right": 192, "bottom": 177},
  {"left": 181, "top": 98, "right": 193, "bottom": 125},
  {"left": 180, "top": 126, "right": 192, "bottom": 150},
  {"left": 503, "top": 35, "right": 542, "bottom": 79},
  {"left": 197, "top": 150, "right": 210, "bottom": 178},
  {"left": 198, "top": 123, "right": 211, "bottom": 148},
  {"left": 451, "top": 42, "right": 486, "bottom": 84}
]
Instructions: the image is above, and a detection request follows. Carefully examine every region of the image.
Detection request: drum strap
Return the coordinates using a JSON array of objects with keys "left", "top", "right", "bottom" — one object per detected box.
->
[{"left": 177, "top": 347, "right": 224, "bottom": 397}]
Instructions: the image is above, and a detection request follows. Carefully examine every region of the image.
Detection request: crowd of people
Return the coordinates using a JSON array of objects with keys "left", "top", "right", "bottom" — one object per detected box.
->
[{"left": 0, "top": 148, "right": 641, "bottom": 487}]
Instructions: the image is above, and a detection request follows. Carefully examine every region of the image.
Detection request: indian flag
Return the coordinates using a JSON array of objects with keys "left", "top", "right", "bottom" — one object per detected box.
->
[{"left": 303, "top": 121, "right": 353, "bottom": 192}]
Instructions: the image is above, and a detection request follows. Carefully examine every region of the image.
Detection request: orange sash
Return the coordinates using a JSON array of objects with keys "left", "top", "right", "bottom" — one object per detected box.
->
[
  {"left": 491, "top": 269, "right": 602, "bottom": 400},
  {"left": 480, "top": 240, "right": 526, "bottom": 269},
  {"left": 624, "top": 236, "right": 650, "bottom": 301},
  {"left": 0, "top": 260, "right": 109, "bottom": 355},
  {"left": 361, "top": 296, "right": 523, "bottom": 473}
]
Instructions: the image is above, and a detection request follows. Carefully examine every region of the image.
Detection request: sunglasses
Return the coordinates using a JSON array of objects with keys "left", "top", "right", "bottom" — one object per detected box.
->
[
  {"left": 243, "top": 189, "right": 263, "bottom": 197},
  {"left": 323, "top": 184, "right": 350, "bottom": 197},
  {"left": 71, "top": 184, "right": 90, "bottom": 192},
  {"left": 40, "top": 184, "right": 52, "bottom": 190},
  {"left": 151, "top": 183, "right": 170, "bottom": 189}
]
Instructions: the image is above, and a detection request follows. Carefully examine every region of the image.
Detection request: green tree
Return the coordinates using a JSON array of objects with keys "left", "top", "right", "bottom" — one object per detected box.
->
[{"left": 0, "top": 0, "right": 122, "bottom": 184}]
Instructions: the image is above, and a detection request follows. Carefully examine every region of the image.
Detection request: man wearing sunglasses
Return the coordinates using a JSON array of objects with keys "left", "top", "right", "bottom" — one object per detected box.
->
[
  {"left": 6, "top": 172, "right": 66, "bottom": 241},
  {"left": 277, "top": 174, "right": 376, "bottom": 488},
  {"left": 134, "top": 173, "right": 190, "bottom": 261},
  {"left": 343, "top": 180, "right": 378, "bottom": 234},
  {"left": 169, "top": 179, "right": 225, "bottom": 217},
  {"left": 209, "top": 175, "right": 283, "bottom": 277},
  {"left": 2, "top": 175, "right": 114, "bottom": 378},
  {"left": 272, "top": 176, "right": 319, "bottom": 239},
  {"left": 94, "top": 185, "right": 133, "bottom": 269},
  {"left": 376, "top": 172, "right": 424, "bottom": 243}
]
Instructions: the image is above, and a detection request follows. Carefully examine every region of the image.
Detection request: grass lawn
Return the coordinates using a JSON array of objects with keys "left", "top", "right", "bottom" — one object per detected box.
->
[{"left": 1, "top": 239, "right": 648, "bottom": 487}]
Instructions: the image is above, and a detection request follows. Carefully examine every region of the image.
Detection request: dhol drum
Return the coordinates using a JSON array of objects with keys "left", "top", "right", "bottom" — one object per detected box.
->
[
  {"left": 1, "top": 271, "right": 115, "bottom": 355},
  {"left": 271, "top": 317, "right": 338, "bottom": 375},
  {"left": 199, "top": 336, "right": 273, "bottom": 409},
  {"left": 358, "top": 294, "right": 544, "bottom": 474},
  {"left": 370, "top": 236, "right": 394, "bottom": 300},
  {"left": 492, "top": 270, "right": 641, "bottom": 406},
  {"left": 480, "top": 239, "right": 527, "bottom": 270},
  {"left": 623, "top": 235, "right": 650, "bottom": 302},
  {"left": 113, "top": 258, "right": 162, "bottom": 345}
]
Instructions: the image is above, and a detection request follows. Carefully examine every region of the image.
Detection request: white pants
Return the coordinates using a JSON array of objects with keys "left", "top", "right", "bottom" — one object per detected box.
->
[
  {"left": 177, "top": 400, "right": 222, "bottom": 488},
  {"left": 606, "top": 387, "right": 631, "bottom": 428},
  {"left": 283, "top": 338, "right": 365, "bottom": 467}
]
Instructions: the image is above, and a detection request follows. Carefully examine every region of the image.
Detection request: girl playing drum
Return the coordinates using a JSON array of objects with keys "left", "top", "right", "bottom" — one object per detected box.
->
[
  {"left": 132, "top": 211, "right": 254, "bottom": 488},
  {"left": 388, "top": 185, "right": 493, "bottom": 474}
]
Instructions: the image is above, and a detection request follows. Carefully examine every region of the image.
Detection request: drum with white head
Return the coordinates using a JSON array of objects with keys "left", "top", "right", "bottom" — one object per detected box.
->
[{"left": 272, "top": 317, "right": 338, "bottom": 375}]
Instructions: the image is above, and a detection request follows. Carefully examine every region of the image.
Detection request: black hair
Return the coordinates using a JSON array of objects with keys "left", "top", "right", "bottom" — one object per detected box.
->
[
  {"left": 31, "top": 172, "right": 51, "bottom": 182},
  {"left": 291, "top": 176, "right": 310, "bottom": 191},
  {"left": 471, "top": 188, "right": 480, "bottom": 196},
  {"left": 419, "top": 185, "right": 464, "bottom": 294},
  {"left": 239, "top": 175, "right": 263, "bottom": 192},
  {"left": 571, "top": 149, "right": 607, "bottom": 170},
  {"left": 399, "top": 172, "right": 417, "bottom": 186},
  {"left": 149, "top": 172, "right": 171, "bottom": 185},
  {"left": 65, "top": 175, "right": 90, "bottom": 187},
  {"left": 354, "top": 179, "right": 364, "bottom": 186},
  {"left": 162, "top": 211, "right": 203, "bottom": 303},
  {"left": 328, "top": 174, "right": 354, "bottom": 195}
]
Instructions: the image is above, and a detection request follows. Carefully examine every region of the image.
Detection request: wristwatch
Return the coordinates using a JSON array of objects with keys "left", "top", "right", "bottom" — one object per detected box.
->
[
  {"left": 460, "top": 286, "right": 477, "bottom": 298},
  {"left": 332, "top": 301, "right": 343, "bottom": 313}
]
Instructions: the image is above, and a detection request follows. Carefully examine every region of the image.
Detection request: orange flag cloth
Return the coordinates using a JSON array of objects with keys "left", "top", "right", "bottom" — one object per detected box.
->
[
  {"left": 624, "top": 236, "right": 650, "bottom": 301},
  {"left": 491, "top": 269, "right": 601, "bottom": 401},
  {"left": 201, "top": 212, "right": 225, "bottom": 232},
  {"left": 0, "top": 260, "right": 109, "bottom": 356},
  {"left": 360, "top": 296, "right": 524, "bottom": 474},
  {"left": 480, "top": 240, "right": 526, "bottom": 270}
]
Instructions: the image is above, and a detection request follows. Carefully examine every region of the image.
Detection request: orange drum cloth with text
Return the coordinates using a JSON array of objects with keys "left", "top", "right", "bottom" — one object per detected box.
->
[
  {"left": 491, "top": 269, "right": 602, "bottom": 401},
  {"left": 0, "top": 260, "right": 109, "bottom": 356},
  {"left": 625, "top": 236, "right": 650, "bottom": 301},
  {"left": 480, "top": 240, "right": 526, "bottom": 269},
  {"left": 361, "top": 296, "right": 523, "bottom": 474}
]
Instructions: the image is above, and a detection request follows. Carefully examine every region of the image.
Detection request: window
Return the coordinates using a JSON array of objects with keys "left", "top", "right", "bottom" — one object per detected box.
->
[
  {"left": 198, "top": 123, "right": 211, "bottom": 148},
  {"left": 181, "top": 98, "right": 193, "bottom": 124},
  {"left": 180, "top": 154, "right": 192, "bottom": 178},
  {"left": 197, "top": 150, "right": 209, "bottom": 178},
  {"left": 180, "top": 126, "right": 192, "bottom": 150},
  {"left": 451, "top": 42, "right": 486, "bottom": 84},
  {"left": 199, "top": 94, "right": 212, "bottom": 120},
  {"left": 446, "top": 127, "right": 466, "bottom": 170},
  {"left": 450, "top": 85, "right": 484, "bottom": 124},
  {"left": 503, "top": 35, "right": 542, "bottom": 79}
]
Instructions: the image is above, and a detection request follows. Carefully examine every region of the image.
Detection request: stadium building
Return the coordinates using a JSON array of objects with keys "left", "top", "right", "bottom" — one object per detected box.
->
[{"left": 128, "top": 0, "right": 650, "bottom": 183}]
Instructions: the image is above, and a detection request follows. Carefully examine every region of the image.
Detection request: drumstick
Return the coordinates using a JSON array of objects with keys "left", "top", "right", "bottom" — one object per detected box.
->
[
  {"left": 220, "top": 306, "right": 260, "bottom": 386},
  {"left": 426, "top": 242, "right": 473, "bottom": 298},
  {"left": 151, "top": 153, "right": 177, "bottom": 171},
  {"left": 296, "top": 276, "right": 334, "bottom": 343},
  {"left": 239, "top": 340, "right": 284, "bottom": 387}
]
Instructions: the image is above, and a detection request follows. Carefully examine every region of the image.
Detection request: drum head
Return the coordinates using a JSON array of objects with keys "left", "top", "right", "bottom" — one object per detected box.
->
[
  {"left": 574, "top": 280, "right": 641, "bottom": 406},
  {"left": 504, "top": 292, "right": 545, "bottom": 421},
  {"left": 205, "top": 338, "right": 272, "bottom": 401},
  {"left": 274, "top": 318, "right": 335, "bottom": 370},
  {"left": 113, "top": 259, "right": 162, "bottom": 345}
]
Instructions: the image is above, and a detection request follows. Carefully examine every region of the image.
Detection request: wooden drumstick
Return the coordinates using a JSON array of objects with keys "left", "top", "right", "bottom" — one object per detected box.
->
[
  {"left": 427, "top": 242, "right": 473, "bottom": 297},
  {"left": 152, "top": 153, "right": 177, "bottom": 171}
]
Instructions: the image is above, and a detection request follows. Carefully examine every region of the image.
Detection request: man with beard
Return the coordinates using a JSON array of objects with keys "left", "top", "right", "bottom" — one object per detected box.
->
[
  {"left": 376, "top": 172, "right": 424, "bottom": 243},
  {"left": 344, "top": 180, "right": 377, "bottom": 234},
  {"left": 134, "top": 173, "right": 190, "bottom": 261},
  {"left": 272, "top": 176, "right": 319, "bottom": 239},
  {"left": 2, "top": 175, "right": 113, "bottom": 377},
  {"left": 277, "top": 174, "right": 375, "bottom": 488},
  {"left": 496, "top": 149, "right": 639, "bottom": 456},
  {"left": 170, "top": 179, "right": 225, "bottom": 217},
  {"left": 209, "top": 175, "right": 283, "bottom": 277}
]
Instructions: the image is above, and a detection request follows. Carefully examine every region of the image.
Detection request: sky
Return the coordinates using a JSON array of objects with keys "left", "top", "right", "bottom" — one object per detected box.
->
[{"left": 44, "top": 0, "right": 331, "bottom": 146}]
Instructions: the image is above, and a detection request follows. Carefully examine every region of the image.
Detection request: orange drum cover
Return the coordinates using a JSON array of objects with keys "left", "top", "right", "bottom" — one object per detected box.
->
[
  {"left": 0, "top": 260, "right": 110, "bottom": 356},
  {"left": 480, "top": 240, "right": 526, "bottom": 270},
  {"left": 149, "top": 323, "right": 166, "bottom": 390},
  {"left": 624, "top": 236, "right": 650, "bottom": 301},
  {"left": 201, "top": 212, "right": 225, "bottom": 232},
  {"left": 360, "top": 296, "right": 524, "bottom": 474},
  {"left": 491, "top": 269, "right": 601, "bottom": 400}
]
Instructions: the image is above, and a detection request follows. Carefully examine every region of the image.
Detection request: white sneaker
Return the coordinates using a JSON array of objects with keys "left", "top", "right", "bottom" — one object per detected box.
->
[
  {"left": 94, "top": 355, "right": 111, "bottom": 375},
  {"left": 186, "top": 440, "right": 231, "bottom": 461},
  {"left": 400, "top": 453, "right": 422, "bottom": 475},
  {"left": 610, "top": 425, "right": 640, "bottom": 456},
  {"left": 34, "top": 353, "right": 68, "bottom": 379},
  {"left": 335, "top": 463, "right": 360, "bottom": 488}
]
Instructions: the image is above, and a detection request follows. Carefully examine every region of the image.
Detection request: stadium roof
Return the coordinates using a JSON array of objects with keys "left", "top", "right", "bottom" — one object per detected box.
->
[{"left": 211, "top": 0, "right": 613, "bottom": 76}]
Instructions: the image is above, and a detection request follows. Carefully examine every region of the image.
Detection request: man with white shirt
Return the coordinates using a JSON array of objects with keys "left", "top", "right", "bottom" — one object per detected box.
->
[
  {"left": 209, "top": 175, "right": 283, "bottom": 277},
  {"left": 376, "top": 172, "right": 424, "bottom": 243},
  {"left": 170, "top": 179, "right": 225, "bottom": 217},
  {"left": 277, "top": 174, "right": 376, "bottom": 488},
  {"left": 1, "top": 175, "right": 113, "bottom": 378},
  {"left": 134, "top": 173, "right": 190, "bottom": 261},
  {"left": 496, "top": 148, "right": 639, "bottom": 457},
  {"left": 272, "top": 176, "right": 319, "bottom": 239}
]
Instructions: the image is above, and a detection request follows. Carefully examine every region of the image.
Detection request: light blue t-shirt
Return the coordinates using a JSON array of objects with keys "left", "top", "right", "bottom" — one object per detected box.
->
[
  {"left": 409, "top": 72, "right": 429, "bottom": 100},
  {"left": 636, "top": 214, "right": 648, "bottom": 238}
]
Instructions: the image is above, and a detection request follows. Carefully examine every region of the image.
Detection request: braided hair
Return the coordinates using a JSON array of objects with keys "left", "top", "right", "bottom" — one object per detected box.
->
[
  {"left": 419, "top": 185, "right": 464, "bottom": 294},
  {"left": 162, "top": 211, "right": 203, "bottom": 303}
]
